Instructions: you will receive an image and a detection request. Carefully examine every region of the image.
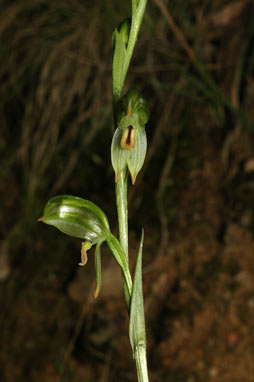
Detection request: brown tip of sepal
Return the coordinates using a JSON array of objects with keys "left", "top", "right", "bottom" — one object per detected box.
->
[
  {"left": 131, "top": 173, "right": 137, "bottom": 185},
  {"left": 94, "top": 286, "right": 100, "bottom": 298}
]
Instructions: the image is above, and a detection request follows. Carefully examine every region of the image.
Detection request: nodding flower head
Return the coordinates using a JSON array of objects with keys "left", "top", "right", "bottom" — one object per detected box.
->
[
  {"left": 38, "top": 195, "right": 111, "bottom": 298},
  {"left": 38, "top": 195, "right": 110, "bottom": 243}
]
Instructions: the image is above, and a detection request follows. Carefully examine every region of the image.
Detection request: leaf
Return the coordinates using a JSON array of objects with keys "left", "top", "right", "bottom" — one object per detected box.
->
[
  {"left": 129, "top": 230, "right": 146, "bottom": 357},
  {"left": 106, "top": 233, "right": 133, "bottom": 307}
]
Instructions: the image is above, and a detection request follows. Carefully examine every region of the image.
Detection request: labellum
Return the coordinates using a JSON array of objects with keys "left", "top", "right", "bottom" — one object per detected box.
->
[{"left": 121, "top": 125, "right": 136, "bottom": 150}]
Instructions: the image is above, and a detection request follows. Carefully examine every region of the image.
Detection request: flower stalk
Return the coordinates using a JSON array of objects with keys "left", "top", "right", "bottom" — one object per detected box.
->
[{"left": 39, "top": 1, "right": 149, "bottom": 380}]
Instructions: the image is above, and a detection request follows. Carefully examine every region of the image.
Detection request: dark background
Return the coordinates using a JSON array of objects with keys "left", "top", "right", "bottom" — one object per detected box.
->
[{"left": 0, "top": 1, "right": 254, "bottom": 381}]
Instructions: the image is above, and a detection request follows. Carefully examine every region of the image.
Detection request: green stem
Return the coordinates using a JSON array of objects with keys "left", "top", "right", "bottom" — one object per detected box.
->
[
  {"left": 111, "top": 1, "right": 149, "bottom": 380},
  {"left": 115, "top": 169, "right": 129, "bottom": 259},
  {"left": 122, "top": 0, "right": 147, "bottom": 86},
  {"left": 135, "top": 346, "right": 149, "bottom": 382}
]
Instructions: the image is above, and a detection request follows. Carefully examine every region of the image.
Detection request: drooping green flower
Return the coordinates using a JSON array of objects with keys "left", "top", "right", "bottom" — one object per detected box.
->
[
  {"left": 38, "top": 195, "right": 110, "bottom": 243},
  {"left": 38, "top": 195, "right": 111, "bottom": 297}
]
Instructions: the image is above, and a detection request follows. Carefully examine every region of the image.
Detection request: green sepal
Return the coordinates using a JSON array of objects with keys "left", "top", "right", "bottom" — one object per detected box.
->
[
  {"left": 111, "top": 127, "right": 129, "bottom": 182},
  {"left": 126, "top": 128, "right": 147, "bottom": 184},
  {"left": 129, "top": 230, "right": 146, "bottom": 357},
  {"left": 38, "top": 195, "right": 110, "bottom": 244}
]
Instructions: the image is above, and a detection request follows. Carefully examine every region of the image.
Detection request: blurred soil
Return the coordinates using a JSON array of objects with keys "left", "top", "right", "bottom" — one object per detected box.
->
[{"left": 0, "top": 1, "right": 254, "bottom": 381}]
